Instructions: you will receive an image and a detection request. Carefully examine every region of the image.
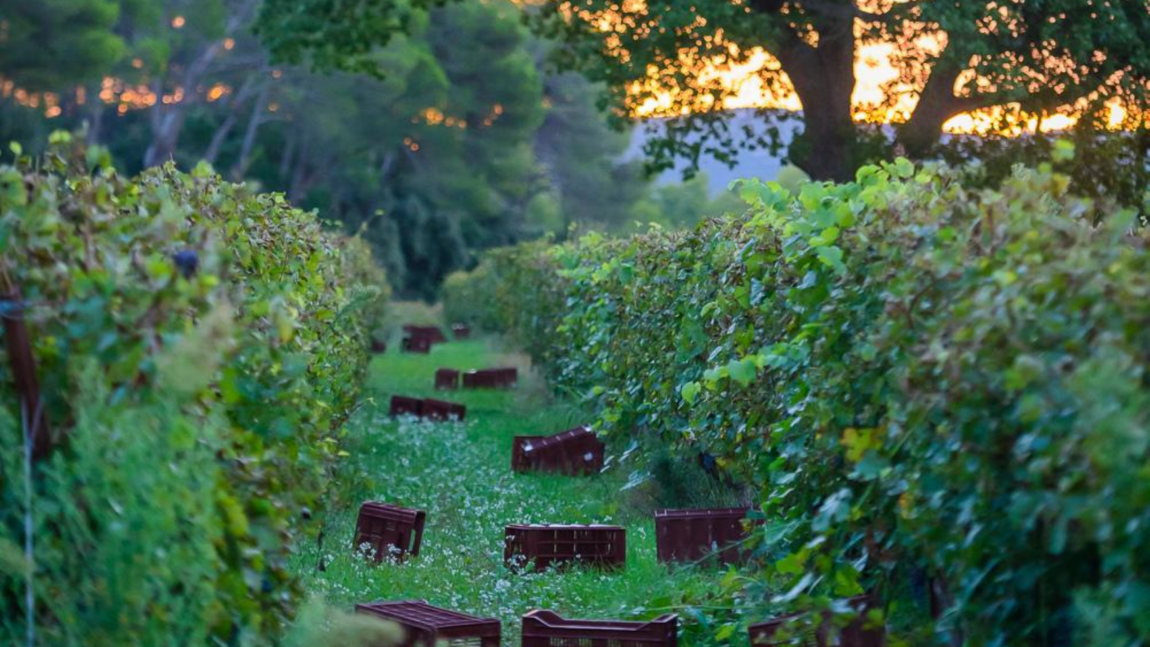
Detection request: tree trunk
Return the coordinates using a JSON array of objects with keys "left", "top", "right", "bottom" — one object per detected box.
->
[
  {"left": 203, "top": 113, "right": 238, "bottom": 165},
  {"left": 769, "top": 15, "right": 859, "bottom": 181},
  {"left": 897, "top": 57, "right": 967, "bottom": 158},
  {"left": 229, "top": 84, "right": 271, "bottom": 180},
  {"left": 279, "top": 129, "right": 298, "bottom": 179},
  {"left": 144, "top": 107, "right": 185, "bottom": 168}
]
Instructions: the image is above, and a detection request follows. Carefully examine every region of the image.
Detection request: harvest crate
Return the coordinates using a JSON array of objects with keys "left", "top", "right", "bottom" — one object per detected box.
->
[
  {"left": 403, "top": 325, "right": 447, "bottom": 344},
  {"left": 402, "top": 336, "right": 432, "bottom": 354},
  {"left": 654, "top": 508, "right": 753, "bottom": 565},
  {"left": 511, "top": 427, "right": 604, "bottom": 475},
  {"left": 748, "top": 596, "right": 884, "bottom": 647},
  {"left": 371, "top": 338, "right": 387, "bottom": 354},
  {"left": 504, "top": 524, "right": 625, "bottom": 571},
  {"left": 521, "top": 610, "right": 678, "bottom": 647},
  {"left": 354, "top": 503, "right": 427, "bottom": 562},
  {"left": 493, "top": 367, "right": 518, "bottom": 387},
  {"left": 462, "top": 367, "right": 518, "bottom": 389},
  {"left": 510, "top": 436, "right": 546, "bottom": 472},
  {"left": 390, "top": 395, "right": 424, "bottom": 417},
  {"left": 435, "top": 368, "right": 460, "bottom": 390},
  {"left": 356, "top": 600, "right": 501, "bottom": 647},
  {"left": 461, "top": 370, "right": 490, "bottom": 389},
  {"left": 423, "top": 398, "right": 467, "bottom": 421},
  {"left": 452, "top": 323, "right": 472, "bottom": 340},
  {"left": 389, "top": 396, "right": 466, "bottom": 421}
]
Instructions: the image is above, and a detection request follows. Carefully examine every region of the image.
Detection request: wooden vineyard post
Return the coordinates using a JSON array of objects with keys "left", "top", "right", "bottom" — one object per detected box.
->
[{"left": 2, "top": 290, "right": 53, "bottom": 461}]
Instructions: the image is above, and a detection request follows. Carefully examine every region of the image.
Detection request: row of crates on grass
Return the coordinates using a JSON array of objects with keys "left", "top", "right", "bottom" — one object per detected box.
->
[
  {"left": 354, "top": 597, "right": 884, "bottom": 647},
  {"left": 354, "top": 502, "right": 756, "bottom": 569},
  {"left": 389, "top": 395, "right": 467, "bottom": 421},
  {"left": 371, "top": 323, "right": 471, "bottom": 355},
  {"left": 435, "top": 367, "right": 518, "bottom": 390},
  {"left": 402, "top": 323, "right": 471, "bottom": 353}
]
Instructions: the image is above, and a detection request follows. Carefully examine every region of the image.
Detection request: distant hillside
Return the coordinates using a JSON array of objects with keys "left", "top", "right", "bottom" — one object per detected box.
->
[{"left": 625, "top": 109, "right": 798, "bottom": 195}]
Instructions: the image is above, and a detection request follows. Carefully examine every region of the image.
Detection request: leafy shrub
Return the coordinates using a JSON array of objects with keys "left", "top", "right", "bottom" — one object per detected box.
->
[
  {"left": 0, "top": 136, "right": 387, "bottom": 643},
  {"left": 445, "top": 158, "right": 1150, "bottom": 645}
]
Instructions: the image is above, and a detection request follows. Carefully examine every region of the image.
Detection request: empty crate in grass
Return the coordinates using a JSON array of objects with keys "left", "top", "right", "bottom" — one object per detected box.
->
[
  {"left": 423, "top": 398, "right": 467, "bottom": 421},
  {"left": 654, "top": 508, "right": 753, "bottom": 565},
  {"left": 389, "top": 395, "right": 466, "bottom": 421},
  {"left": 748, "top": 595, "right": 885, "bottom": 647},
  {"left": 435, "top": 368, "right": 460, "bottom": 390},
  {"left": 403, "top": 325, "right": 447, "bottom": 344},
  {"left": 512, "top": 426, "right": 604, "bottom": 475},
  {"left": 371, "top": 338, "right": 387, "bottom": 354},
  {"left": 452, "top": 323, "right": 471, "bottom": 339},
  {"left": 521, "top": 610, "right": 678, "bottom": 647},
  {"left": 390, "top": 395, "right": 423, "bottom": 417},
  {"left": 462, "top": 367, "right": 518, "bottom": 389},
  {"left": 504, "top": 524, "right": 625, "bottom": 571},
  {"left": 356, "top": 600, "right": 501, "bottom": 647},
  {"left": 402, "top": 336, "right": 432, "bottom": 354},
  {"left": 354, "top": 503, "right": 427, "bottom": 562}
]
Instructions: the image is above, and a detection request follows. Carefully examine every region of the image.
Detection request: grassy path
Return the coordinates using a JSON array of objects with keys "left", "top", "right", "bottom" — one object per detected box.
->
[{"left": 291, "top": 336, "right": 726, "bottom": 645}]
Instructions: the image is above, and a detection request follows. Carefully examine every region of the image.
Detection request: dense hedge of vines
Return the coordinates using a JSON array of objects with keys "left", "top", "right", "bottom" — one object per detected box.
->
[
  {"left": 445, "top": 159, "right": 1150, "bottom": 646},
  {"left": 0, "top": 135, "right": 387, "bottom": 644}
]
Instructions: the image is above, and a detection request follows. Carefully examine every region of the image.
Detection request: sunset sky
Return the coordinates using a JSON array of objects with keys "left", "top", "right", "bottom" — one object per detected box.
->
[
  {"left": 5, "top": 0, "right": 1134, "bottom": 137},
  {"left": 626, "top": 33, "right": 1129, "bottom": 135}
]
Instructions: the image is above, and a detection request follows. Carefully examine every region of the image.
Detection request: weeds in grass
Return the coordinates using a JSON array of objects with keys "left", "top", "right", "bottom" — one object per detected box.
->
[{"left": 291, "top": 340, "right": 743, "bottom": 646}]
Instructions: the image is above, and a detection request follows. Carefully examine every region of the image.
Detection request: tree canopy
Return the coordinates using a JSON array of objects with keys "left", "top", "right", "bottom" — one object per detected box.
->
[
  {"left": 0, "top": 0, "right": 125, "bottom": 90},
  {"left": 533, "top": 0, "right": 1150, "bottom": 180},
  {"left": 4, "top": 0, "right": 725, "bottom": 298},
  {"left": 253, "top": 0, "right": 1150, "bottom": 180}
]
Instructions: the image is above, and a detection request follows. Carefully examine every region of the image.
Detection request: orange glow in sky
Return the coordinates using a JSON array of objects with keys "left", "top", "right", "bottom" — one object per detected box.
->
[
  {"left": 630, "top": 37, "right": 1131, "bottom": 135},
  {"left": 589, "top": 0, "right": 1136, "bottom": 136}
]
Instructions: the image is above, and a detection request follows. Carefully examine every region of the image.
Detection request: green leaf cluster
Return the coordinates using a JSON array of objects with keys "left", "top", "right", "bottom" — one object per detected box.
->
[
  {"left": 445, "top": 159, "right": 1150, "bottom": 645},
  {"left": 0, "top": 136, "right": 387, "bottom": 642}
]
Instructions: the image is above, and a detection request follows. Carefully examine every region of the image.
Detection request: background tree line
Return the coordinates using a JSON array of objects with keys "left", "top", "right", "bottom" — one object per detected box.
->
[
  {"left": 0, "top": 0, "right": 739, "bottom": 299},
  {"left": 256, "top": 0, "right": 1149, "bottom": 204}
]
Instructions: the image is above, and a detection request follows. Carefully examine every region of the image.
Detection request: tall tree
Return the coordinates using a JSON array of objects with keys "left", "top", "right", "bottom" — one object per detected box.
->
[
  {"left": 0, "top": 0, "right": 125, "bottom": 91},
  {"left": 99, "top": 0, "right": 264, "bottom": 168},
  {"left": 258, "top": 0, "right": 1150, "bottom": 180},
  {"left": 531, "top": 0, "right": 1150, "bottom": 180},
  {"left": 534, "top": 71, "right": 649, "bottom": 233}
]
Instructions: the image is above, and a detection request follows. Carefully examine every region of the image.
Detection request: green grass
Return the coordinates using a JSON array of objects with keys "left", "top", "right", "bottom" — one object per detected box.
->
[{"left": 289, "top": 336, "right": 732, "bottom": 645}]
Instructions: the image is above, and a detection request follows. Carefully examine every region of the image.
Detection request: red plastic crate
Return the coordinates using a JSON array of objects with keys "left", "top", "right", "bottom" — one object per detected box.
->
[
  {"left": 353, "top": 503, "right": 427, "bottom": 562},
  {"left": 654, "top": 508, "right": 753, "bottom": 565},
  {"left": 748, "top": 596, "right": 884, "bottom": 647},
  {"left": 436, "top": 368, "right": 460, "bottom": 390},
  {"left": 494, "top": 367, "right": 518, "bottom": 387},
  {"left": 462, "top": 367, "right": 518, "bottom": 389},
  {"left": 356, "top": 600, "right": 501, "bottom": 647},
  {"left": 402, "top": 336, "right": 432, "bottom": 354},
  {"left": 422, "top": 398, "right": 467, "bottom": 421},
  {"left": 371, "top": 338, "right": 387, "bottom": 354},
  {"left": 511, "top": 427, "right": 604, "bottom": 475},
  {"left": 403, "top": 325, "right": 447, "bottom": 344},
  {"left": 511, "top": 436, "right": 546, "bottom": 472},
  {"left": 521, "top": 610, "right": 677, "bottom": 647},
  {"left": 461, "top": 370, "right": 496, "bottom": 389},
  {"left": 390, "top": 395, "right": 424, "bottom": 417},
  {"left": 452, "top": 324, "right": 472, "bottom": 340},
  {"left": 504, "top": 524, "right": 625, "bottom": 571}
]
